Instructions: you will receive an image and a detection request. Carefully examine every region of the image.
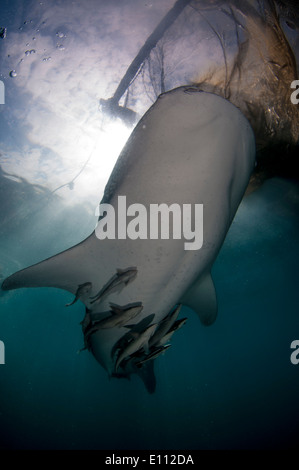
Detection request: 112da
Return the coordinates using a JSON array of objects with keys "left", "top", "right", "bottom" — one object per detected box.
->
[{"left": 149, "top": 455, "right": 194, "bottom": 465}]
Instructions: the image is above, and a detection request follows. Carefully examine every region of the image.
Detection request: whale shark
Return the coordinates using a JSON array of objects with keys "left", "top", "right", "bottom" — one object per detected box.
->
[{"left": 1, "top": 87, "right": 256, "bottom": 392}]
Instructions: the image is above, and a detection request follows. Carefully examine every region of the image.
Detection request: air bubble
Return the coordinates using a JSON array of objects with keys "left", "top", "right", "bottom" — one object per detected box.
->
[
  {"left": 57, "top": 44, "right": 65, "bottom": 51},
  {"left": 25, "top": 49, "right": 36, "bottom": 55},
  {"left": 56, "top": 31, "right": 64, "bottom": 38},
  {"left": 9, "top": 70, "right": 17, "bottom": 78}
]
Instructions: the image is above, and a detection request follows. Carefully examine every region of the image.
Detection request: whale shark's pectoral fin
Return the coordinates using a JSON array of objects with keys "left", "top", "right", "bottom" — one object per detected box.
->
[
  {"left": 180, "top": 272, "right": 217, "bottom": 326},
  {"left": 1, "top": 234, "right": 97, "bottom": 304}
]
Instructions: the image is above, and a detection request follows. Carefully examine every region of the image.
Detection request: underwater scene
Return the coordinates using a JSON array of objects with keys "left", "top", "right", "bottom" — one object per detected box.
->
[{"left": 0, "top": 0, "right": 299, "bottom": 450}]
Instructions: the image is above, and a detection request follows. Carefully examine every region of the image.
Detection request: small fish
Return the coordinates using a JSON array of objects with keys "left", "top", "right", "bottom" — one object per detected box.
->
[
  {"left": 170, "top": 317, "right": 187, "bottom": 332},
  {"left": 156, "top": 317, "right": 187, "bottom": 347},
  {"left": 65, "top": 282, "right": 92, "bottom": 307},
  {"left": 149, "top": 304, "right": 181, "bottom": 348},
  {"left": 89, "top": 302, "right": 143, "bottom": 329},
  {"left": 110, "top": 314, "right": 156, "bottom": 359},
  {"left": 115, "top": 323, "right": 157, "bottom": 372},
  {"left": 136, "top": 344, "right": 171, "bottom": 367},
  {"left": 80, "top": 312, "right": 111, "bottom": 351},
  {"left": 81, "top": 311, "right": 110, "bottom": 343},
  {"left": 80, "top": 310, "right": 92, "bottom": 332},
  {"left": 89, "top": 267, "right": 137, "bottom": 305}
]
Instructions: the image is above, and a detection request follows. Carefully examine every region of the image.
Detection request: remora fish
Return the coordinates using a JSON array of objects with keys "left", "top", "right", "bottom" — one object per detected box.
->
[
  {"left": 89, "top": 302, "right": 143, "bottom": 329},
  {"left": 65, "top": 282, "right": 92, "bottom": 307},
  {"left": 149, "top": 304, "right": 181, "bottom": 348},
  {"left": 115, "top": 323, "right": 158, "bottom": 372},
  {"left": 155, "top": 317, "right": 187, "bottom": 347},
  {"left": 136, "top": 344, "right": 172, "bottom": 367},
  {"left": 1, "top": 87, "right": 255, "bottom": 391},
  {"left": 110, "top": 314, "right": 156, "bottom": 359},
  {"left": 89, "top": 267, "right": 137, "bottom": 305}
]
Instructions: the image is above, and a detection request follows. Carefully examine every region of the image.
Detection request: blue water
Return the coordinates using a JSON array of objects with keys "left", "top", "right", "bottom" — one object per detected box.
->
[{"left": 0, "top": 177, "right": 299, "bottom": 450}]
